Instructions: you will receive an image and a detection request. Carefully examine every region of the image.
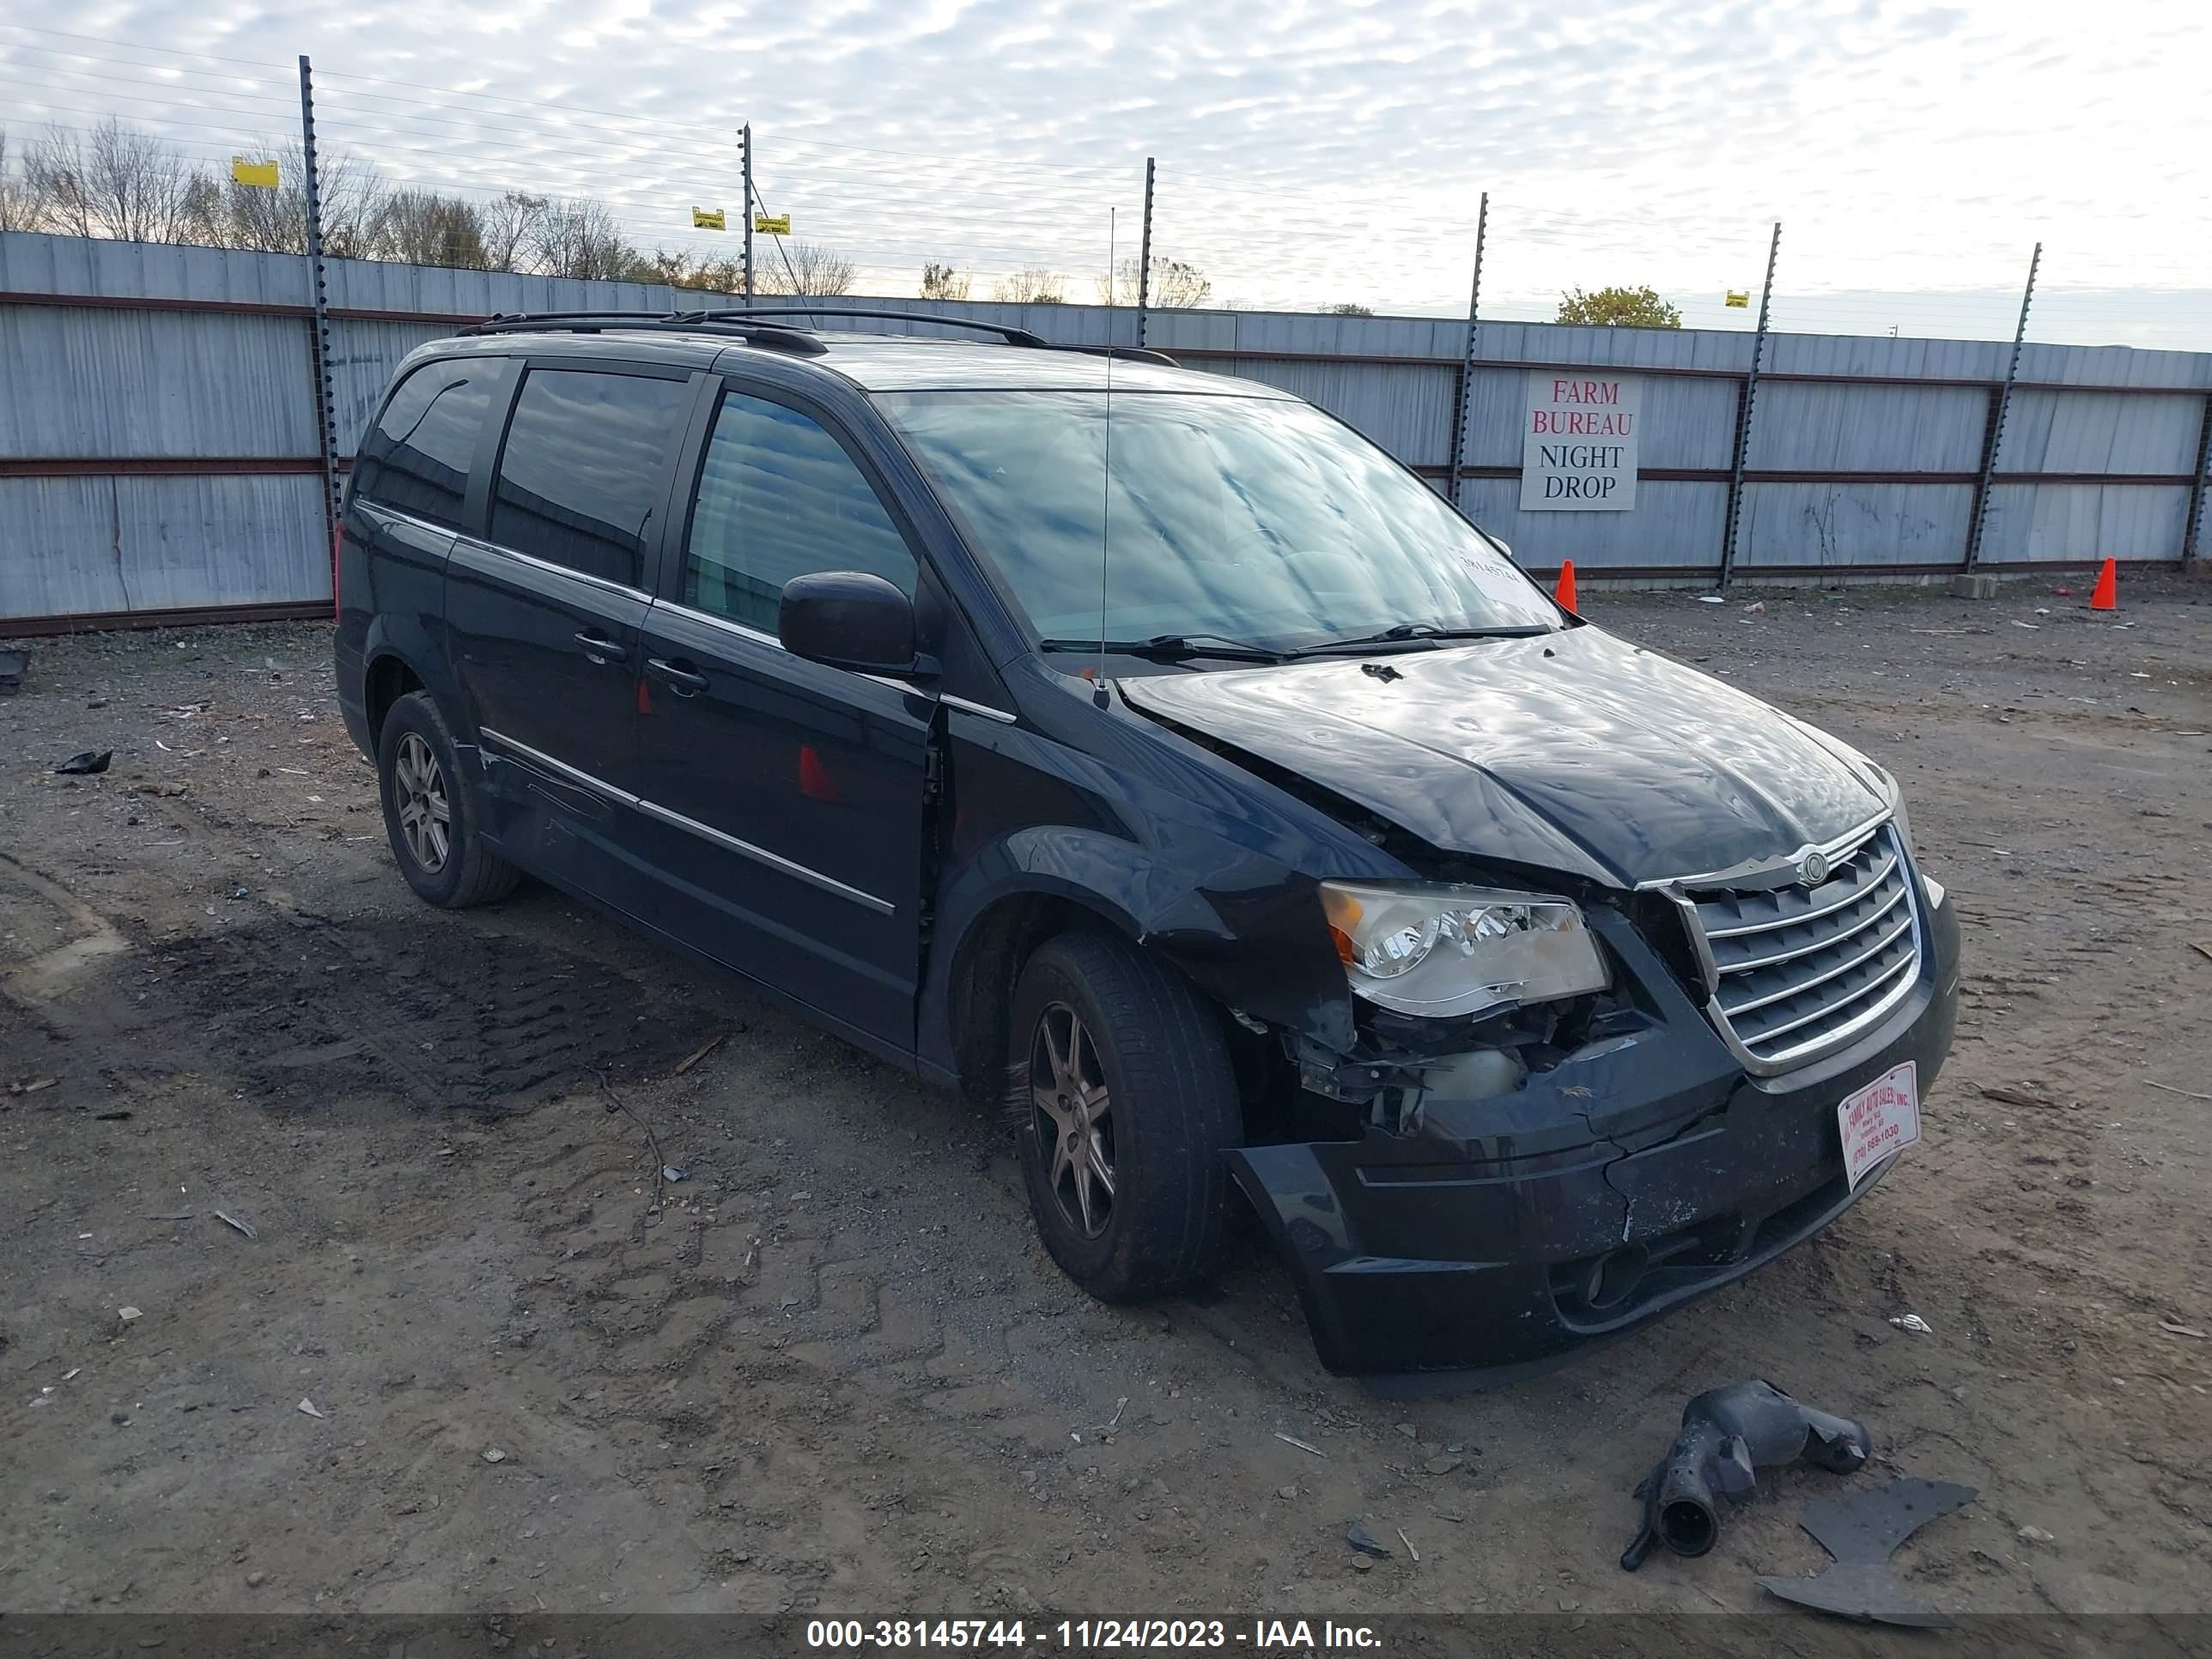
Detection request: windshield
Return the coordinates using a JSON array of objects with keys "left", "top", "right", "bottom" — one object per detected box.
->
[{"left": 876, "top": 390, "right": 1559, "bottom": 653}]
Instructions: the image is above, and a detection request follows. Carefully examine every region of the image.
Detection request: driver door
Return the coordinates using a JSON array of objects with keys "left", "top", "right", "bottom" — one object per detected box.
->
[{"left": 628, "top": 383, "right": 935, "bottom": 1050}]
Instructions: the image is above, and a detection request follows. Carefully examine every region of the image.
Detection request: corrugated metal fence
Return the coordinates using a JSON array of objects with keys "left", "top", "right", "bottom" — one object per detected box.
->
[{"left": 4, "top": 230, "right": 2209, "bottom": 630}]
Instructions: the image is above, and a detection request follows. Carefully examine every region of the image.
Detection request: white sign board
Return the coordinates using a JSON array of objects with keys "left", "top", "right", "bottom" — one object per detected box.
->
[{"left": 1520, "top": 372, "right": 1641, "bottom": 511}]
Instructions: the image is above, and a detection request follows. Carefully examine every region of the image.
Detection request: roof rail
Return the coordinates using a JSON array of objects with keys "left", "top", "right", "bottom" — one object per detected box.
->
[
  {"left": 722, "top": 307, "right": 1053, "bottom": 349},
  {"left": 458, "top": 311, "right": 829, "bottom": 356},
  {"left": 1061, "top": 343, "right": 1182, "bottom": 368}
]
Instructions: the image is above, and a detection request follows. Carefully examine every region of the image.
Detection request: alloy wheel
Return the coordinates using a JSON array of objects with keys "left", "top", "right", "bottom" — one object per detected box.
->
[
  {"left": 393, "top": 732, "right": 452, "bottom": 873},
  {"left": 1030, "top": 1001, "right": 1115, "bottom": 1238}
]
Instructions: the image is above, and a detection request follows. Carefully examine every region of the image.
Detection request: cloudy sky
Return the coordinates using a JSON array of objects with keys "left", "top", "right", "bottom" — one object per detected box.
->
[{"left": 3, "top": 1, "right": 2207, "bottom": 343}]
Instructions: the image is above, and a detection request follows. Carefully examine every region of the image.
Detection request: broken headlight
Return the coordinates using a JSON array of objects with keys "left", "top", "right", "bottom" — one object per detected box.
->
[{"left": 1317, "top": 881, "right": 1609, "bottom": 1018}]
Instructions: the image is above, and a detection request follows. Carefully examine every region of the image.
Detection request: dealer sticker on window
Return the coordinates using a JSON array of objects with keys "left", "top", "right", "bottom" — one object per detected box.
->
[{"left": 1838, "top": 1061, "right": 1920, "bottom": 1190}]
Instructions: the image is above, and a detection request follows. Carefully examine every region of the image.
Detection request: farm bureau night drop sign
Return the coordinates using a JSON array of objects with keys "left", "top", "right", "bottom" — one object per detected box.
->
[{"left": 1520, "top": 371, "right": 1640, "bottom": 511}]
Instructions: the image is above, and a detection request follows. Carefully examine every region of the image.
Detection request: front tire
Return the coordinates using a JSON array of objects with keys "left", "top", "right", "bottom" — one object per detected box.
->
[
  {"left": 376, "top": 691, "right": 520, "bottom": 908},
  {"left": 1012, "top": 930, "right": 1243, "bottom": 1301}
]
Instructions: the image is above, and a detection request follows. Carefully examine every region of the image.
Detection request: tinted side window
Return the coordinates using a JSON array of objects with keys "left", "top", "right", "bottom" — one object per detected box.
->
[
  {"left": 684, "top": 392, "right": 918, "bottom": 631},
  {"left": 353, "top": 359, "right": 495, "bottom": 528},
  {"left": 489, "top": 368, "right": 691, "bottom": 586}
]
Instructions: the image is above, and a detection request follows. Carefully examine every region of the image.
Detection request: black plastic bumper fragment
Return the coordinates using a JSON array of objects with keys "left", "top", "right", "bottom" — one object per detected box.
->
[{"left": 1620, "top": 1377, "right": 1873, "bottom": 1570}]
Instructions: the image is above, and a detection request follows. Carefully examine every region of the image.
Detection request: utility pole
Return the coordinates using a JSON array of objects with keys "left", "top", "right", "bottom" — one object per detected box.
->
[
  {"left": 740, "top": 124, "right": 755, "bottom": 304},
  {"left": 1134, "top": 157, "right": 1156, "bottom": 347},
  {"left": 1719, "top": 220, "right": 1781, "bottom": 590},
  {"left": 297, "top": 54, "right": 341, "bottom": 602},
  {"left": 1449, "top": 192, "right": 1488, "bottom": 514},
  {"left": 1965, "top": 242, "right": 2041, "bottom": 570}
]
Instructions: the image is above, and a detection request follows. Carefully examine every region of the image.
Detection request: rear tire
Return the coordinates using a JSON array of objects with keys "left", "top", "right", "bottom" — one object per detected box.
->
[
  {"left": 377, "top": 690, "right": 520, "bottom": 908},
  {"left": 1012, "top": 929, "right": 1243, "bottom": 1301}
]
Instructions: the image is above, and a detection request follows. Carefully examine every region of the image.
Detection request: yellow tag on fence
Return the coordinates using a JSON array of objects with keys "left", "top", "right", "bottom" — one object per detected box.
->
[
  {"left": 692, "top": 207, "right": 726, "bottom": 230},
  {"left": 231, "top": 156, "right": 281, "bottom": 189},
  {"left": 753, "top": 212, "right": 791, "bottom": 236}
]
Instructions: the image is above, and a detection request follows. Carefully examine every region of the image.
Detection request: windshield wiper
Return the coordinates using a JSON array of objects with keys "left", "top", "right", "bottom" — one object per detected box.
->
[
  {"left": 1290, "top": 621, "right": 1553, "bottom": 657},
  {"left": 1037, "top": 633, "right": 1285, "bottom": 664}
]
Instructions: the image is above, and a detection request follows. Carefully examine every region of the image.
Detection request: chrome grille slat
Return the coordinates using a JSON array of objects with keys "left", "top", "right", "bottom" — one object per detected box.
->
[
  {"left": 1697, "top": 846, "right": 1899, "bottom": 939},
  {"left": 1728, "top": 938, "right": 1917, "bottom": 1045},
  {"left": 1718, "top": 908, "right": 1917, "bottom": 1018},
  {"left": 1674, "top": 823, "right": 1923, "bottom": 1073},
  {"left": 1713, "top": 882, "right": 1909, "bottom": 975}
]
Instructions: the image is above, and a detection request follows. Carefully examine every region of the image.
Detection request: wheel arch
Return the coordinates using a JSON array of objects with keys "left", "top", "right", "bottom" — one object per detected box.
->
[
  {"left": 939, "top": 884, "right": 1149, "bottom": 1106},
  {"left": 357, "top": 607, "right": 453, "bottom": 744}
]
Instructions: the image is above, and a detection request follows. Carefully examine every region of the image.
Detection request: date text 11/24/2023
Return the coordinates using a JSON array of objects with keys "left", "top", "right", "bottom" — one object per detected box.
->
[{"left": 805, "top": 1620, "right": 1383, "bottom": 1650}]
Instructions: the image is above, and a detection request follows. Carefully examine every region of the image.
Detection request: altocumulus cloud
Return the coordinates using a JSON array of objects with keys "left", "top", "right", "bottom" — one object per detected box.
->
[{"left": 1, "top": 0, "right": 2206, "bottom": 331}]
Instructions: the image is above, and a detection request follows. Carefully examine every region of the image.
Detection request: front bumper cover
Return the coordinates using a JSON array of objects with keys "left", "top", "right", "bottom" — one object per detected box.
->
[{"left": 1226, "top": 890, "right": 1961, "bottom": 1382}]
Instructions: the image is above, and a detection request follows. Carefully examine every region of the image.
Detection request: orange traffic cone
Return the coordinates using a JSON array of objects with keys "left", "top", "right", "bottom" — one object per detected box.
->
[
  {"left": 2088, "top": 558, "right": 2118, "bottom": 611},
  {"left": 1553, "top": 560, "right": 1579, "bottom": 611}
]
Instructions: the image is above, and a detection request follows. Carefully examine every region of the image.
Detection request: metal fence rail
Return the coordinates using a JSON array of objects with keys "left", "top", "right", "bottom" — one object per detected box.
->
[{"left": 3, "top": 230, "right": 2209, "bottom": 632}]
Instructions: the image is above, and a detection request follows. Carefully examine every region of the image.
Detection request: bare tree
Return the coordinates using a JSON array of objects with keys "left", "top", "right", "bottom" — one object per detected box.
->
[
  {"left": 993, "top": 267, "right": 1066, "bottom": 305},
  {"left": 374, "top": 189, "right": 489, "bottom": 268},
  {"left": 0, "top": 129, "right": 41, "bottom": 232},
  {"left": 178, "top": 140, "right": 388, "bottom": 257},
  {"left": 755, "top": 240, "right": 856, "bottom": 297},
  {"left": 530, "top": 197, "right": 647, "bottom": 282},
  {"left": 1098, "top": 255, "right": 1211, "bottom": 308},
  {"left": 185, "top": 142, "right": 302, "bottom": 253},
  {"left": 479, "top": 191, "right": 547, "bottom": 271},
  {"left": 310, "top": 147, "right": 388, "bottom": 259},
  {"left": 1324, "top": 301, "right": 1374, "bottom": 316},
  {"left": 647, "top": 247, "right": 744, "bottom": 294},
  {"left": 920, "top": 261, "right": 970, "bottom": 301},
  {"left": 24, "top": 118, "right": 198, "bottom": 242}
]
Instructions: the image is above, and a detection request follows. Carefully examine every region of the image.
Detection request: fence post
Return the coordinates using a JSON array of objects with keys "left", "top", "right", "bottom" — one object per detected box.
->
[
  {"left": 1449, "top": 191, "right": 1488, "bottom": 513},
  {"left": 1134, "top": 157, "right": 1156, "bottom": 347},
  {"left": 1966, "top": 242, "right": 2040, "bottom": 571},
  {"left": 1718, "top": 220, "right": 1781, "bottom": 590},
  {"left": 740, "top": 125, "right": 754, "bottom": 303},
  {"left": 297, "top": 55, "right": 341, "bottom": 604},
  {"left": 2183, "top": 393, "right": 2212, "bottom": 570}
]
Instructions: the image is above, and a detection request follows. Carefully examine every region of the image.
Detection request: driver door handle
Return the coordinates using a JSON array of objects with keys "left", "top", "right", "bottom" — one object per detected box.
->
[
  {"left": 646, "top": 657, "right": 708, "bottom": 695},
  {"left": 574, "top": 630, "right": 628, "bottom": 665}
]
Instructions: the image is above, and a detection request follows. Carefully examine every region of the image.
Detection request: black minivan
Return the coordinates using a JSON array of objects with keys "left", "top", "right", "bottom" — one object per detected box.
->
[{"left": 335, "top": 309, "right": 1960, "bottom": 1380}]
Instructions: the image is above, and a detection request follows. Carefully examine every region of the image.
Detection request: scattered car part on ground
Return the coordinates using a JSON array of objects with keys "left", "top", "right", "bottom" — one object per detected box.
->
[
  {"left": 1757, "top": 1478, "right": 1978, "bottom": 1626},
  {"left": 1620, "top": 1378, "right": 1873, "bottom": 1570},
  {"left": 53, "top": 749, "right": 112, "bottom": 775},
  {"left": 0, "top": 647, "right": 27, "bottom": 695}
]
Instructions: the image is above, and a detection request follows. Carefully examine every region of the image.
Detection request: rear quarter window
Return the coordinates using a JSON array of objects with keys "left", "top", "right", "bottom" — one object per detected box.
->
[
  {"left": 352, "top": 358, "right": 500, "bottom": 529},
  {"left": 489, "top": 368, "right": 693, "bottom": 588}
]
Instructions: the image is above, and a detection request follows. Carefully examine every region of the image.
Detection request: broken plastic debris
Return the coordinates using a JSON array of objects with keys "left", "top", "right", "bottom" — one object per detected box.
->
[
  {"left": 297, "top": 1398, "right": 325, "bottom": 1419},
  {"left": 117, "top": 1306, "right": 143, "bottom": 1322},
  {"left": 1620, "top": 1379, "right": 1871, "bottom": 1571},
  {"left": 1756, "top": 1479, "right": 1977, "bottom": 1627},
  {"left": 1889, "top": 1314, "right": 1933, "bottom": 1334},
  {"left": 662, "top": 1165, "right": 689, "bottom": 1183},
  {"left": 1345, "top": 1519, "right": 1392, "bottom": 1559}
]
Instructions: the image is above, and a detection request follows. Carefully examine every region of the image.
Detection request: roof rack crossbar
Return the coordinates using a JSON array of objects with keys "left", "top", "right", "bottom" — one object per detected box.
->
[{"left": 724, "top": 307, "right": 1053, "bottom": 349}]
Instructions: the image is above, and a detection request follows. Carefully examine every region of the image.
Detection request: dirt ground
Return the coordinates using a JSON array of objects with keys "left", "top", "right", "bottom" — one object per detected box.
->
[{"left": 2, "top": 574, "right": 2208, "bottom": 1625}]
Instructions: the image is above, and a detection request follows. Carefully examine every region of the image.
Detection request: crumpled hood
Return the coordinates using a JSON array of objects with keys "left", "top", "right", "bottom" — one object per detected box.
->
[{"left": 1118, "top": 625, "right": 1887, "bottom": 888}]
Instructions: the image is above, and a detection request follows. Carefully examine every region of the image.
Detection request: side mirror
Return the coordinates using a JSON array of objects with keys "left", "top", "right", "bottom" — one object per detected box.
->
[{"left": 778, "top": 571, "right": 923, "bottom": 675}]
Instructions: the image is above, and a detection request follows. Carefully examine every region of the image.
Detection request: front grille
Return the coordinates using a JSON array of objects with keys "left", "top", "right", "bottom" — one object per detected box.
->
[{"left": 1683, "top": 823, "right": 1922, "bottom": 1071}]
